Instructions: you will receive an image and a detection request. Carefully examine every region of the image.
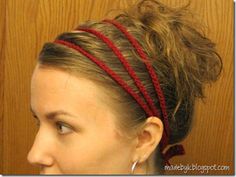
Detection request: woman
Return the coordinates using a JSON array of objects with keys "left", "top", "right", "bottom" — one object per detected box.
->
[{"left": 27, "top": 0, "right": 222, "bottom": 174}]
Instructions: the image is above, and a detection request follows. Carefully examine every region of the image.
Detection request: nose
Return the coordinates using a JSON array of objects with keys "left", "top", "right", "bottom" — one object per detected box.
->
[{"left": 27, "top": 128, "right": 54, "bottom": 167}]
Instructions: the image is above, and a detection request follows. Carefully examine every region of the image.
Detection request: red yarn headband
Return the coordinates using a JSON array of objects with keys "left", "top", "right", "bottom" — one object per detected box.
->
[
  {"left": 102, "top": 19, "right": 171, "bottom": 144},
  {"left": 53, "top": 19, "right": 185, "bottom": 165},
  {"left": 54, "top": 39, "right": 153, "bottom": 117},
  {"left": 78, "top": 27, "right": 161, "bottom": 118}
]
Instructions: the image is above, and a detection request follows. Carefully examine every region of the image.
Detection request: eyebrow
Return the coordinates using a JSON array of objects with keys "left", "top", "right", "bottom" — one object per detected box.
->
[{"left": 30, "top": 106, "right": 77, "bottom": 120}]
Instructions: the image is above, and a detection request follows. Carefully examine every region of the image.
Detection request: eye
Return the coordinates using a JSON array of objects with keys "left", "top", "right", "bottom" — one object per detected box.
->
[{"left": 55, "top": 121, "right": 73, "bottom": 135}]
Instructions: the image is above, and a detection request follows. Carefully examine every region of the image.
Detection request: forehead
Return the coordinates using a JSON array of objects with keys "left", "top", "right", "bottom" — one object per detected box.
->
[{"left": 30, "top": 65, "right": 105, "bottom": 117}]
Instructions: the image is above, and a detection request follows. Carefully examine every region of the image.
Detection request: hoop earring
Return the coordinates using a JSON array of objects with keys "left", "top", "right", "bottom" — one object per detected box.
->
[{"left": 131, "top": 160, "right": 139, "bottom": 174}]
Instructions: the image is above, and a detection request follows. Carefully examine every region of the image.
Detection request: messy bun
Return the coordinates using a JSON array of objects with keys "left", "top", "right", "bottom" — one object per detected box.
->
[
  {"left": 113, "top": 0, "right": 223, "bottom": 143},
  {"left": 38, "top": 0, "right": 222, "bottom": 173}
]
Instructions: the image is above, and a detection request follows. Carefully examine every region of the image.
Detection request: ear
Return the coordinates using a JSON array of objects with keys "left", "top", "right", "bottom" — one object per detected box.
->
[{"left": 132, "top": 116, "right": 163, "bottom": 163}]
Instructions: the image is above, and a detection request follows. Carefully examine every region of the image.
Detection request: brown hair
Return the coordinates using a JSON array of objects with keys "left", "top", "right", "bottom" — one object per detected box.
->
[{"left": 37, "top": 0, "right": 222, "bottom": 173}]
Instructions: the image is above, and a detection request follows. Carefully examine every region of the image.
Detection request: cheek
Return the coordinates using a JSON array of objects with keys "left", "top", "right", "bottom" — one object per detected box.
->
[{"left": 56, "top": 129, "right": 133, "bottom": 174}]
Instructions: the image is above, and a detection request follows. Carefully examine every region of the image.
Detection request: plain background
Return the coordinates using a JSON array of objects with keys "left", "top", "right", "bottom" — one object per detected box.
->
[{"left": 0, "top": 0, "right": 234, "bottom": 175}]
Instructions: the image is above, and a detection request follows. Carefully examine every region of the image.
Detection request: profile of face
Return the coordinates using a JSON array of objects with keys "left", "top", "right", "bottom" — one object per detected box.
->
[{"left": 27, "top": 64, "right": 137, "bottom": 174}]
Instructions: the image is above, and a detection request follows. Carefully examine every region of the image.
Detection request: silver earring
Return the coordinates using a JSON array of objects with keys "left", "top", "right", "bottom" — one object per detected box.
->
[{"left": 131, "top": 160, "right": 139, "bottom": 174}]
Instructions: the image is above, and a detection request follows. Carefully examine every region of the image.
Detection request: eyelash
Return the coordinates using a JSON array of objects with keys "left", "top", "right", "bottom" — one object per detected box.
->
[
  {"left": 33, "top": 116, "right": 72, "bottom": 135},
  {"left": 55, "top": 121, "right": 73, "bottom": 135}
]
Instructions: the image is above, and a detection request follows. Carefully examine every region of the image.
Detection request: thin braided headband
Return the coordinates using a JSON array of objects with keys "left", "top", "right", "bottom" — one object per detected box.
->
[{"left": 53, "top": 19, "right": 185, "bottom": 165}]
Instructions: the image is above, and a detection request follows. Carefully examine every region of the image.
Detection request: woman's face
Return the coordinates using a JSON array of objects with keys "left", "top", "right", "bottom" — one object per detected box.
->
[{"left": 27, "top": 64, "right": 136, "bottom": 174}]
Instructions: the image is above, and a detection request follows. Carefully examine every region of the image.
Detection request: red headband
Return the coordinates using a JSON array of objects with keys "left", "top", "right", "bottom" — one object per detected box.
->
[{"left": 53, "top": 19, "right": 185, "bottom": 166}]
